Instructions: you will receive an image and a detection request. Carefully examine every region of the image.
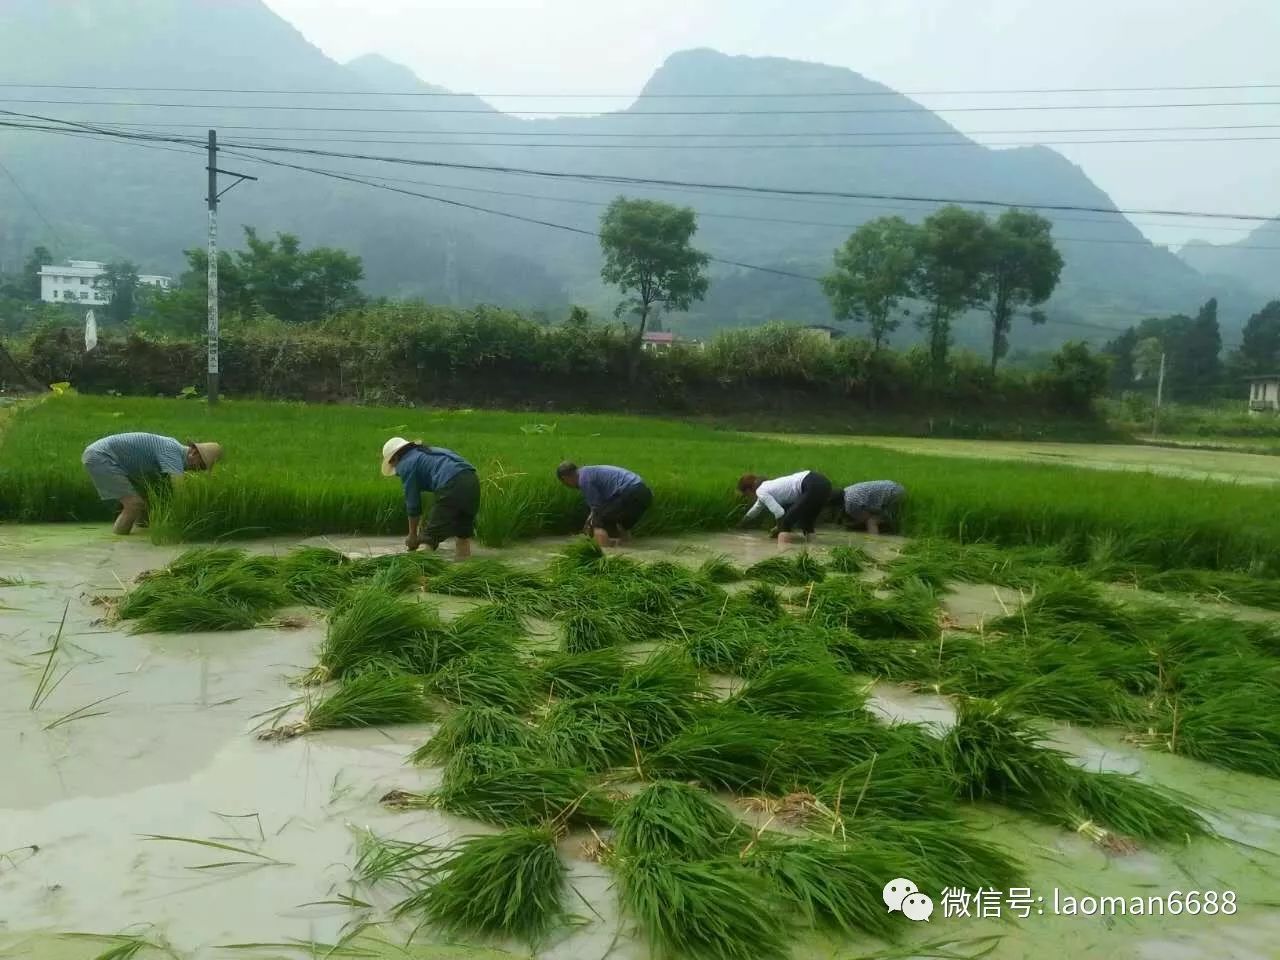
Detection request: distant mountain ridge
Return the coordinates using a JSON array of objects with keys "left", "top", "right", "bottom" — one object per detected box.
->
[
  {"left": 1179, "top": 220, "right": 1280, "bottom": 301},
  {"left": 0, "top": 1, "right": 1253, "bottom": 346}
]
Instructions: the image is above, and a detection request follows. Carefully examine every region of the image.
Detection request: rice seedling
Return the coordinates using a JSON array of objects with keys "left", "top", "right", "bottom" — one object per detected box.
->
[
  {"left": 131, "top": 593, "right": 260, "bottom": 633},
  {"left": 539, "top": 695, "right": 635, "bottom": 769},
  {"left": 312, "top": 587, "right": 446, "bottom": 682},
  {"left": 353, "top": 828, "right": 442, "bottom": 887},
  {"left": 114, "top": 572, "right": 189, "bottom": 620},
  {"left": 745, "top": 552, "right": 826, "bottom": 587},
  {"left": 680, "top": 620, "right": 756, "bottom": 674},
  {"left": 994, "top": 572, "right": 1156, "bottom": 645},
  {"left": 740, "top": 619, "right": 843, "bottom": 678},
  {"left": 884, "top": 539, "right": 1059, "bottom": 592},
  {"left": 1132, "top": 567, "right": 1280, "bottom": 611},
  {"left": 192, "top": 563, "right": 291, "bottom": 614},
  {"left": 428, "top": 558, "right": 546, "bottom": 598},
  {"left": 727, "top": 663, "right": 866, "bottom": 720},
  {"left": 808, "top": 576, "right": 941, "bottom": 641},
  {"left": 261, "top": 672, "right": 434, "bottom": 740},
  {"left": 558, "top": 608, "right": 628, "bottom": 653},
  {"left": 164, "top": 546, "right": 252, "bottom": 579},
  {"left": 615, "top": 855, "right": 789, "bottom": 960},
  {"left": 816, "top": 747, "right": 957, "bottom": 822},
  {"left": 408, "top": 704, "right": 539, "bottom": 766},
  {"left": 395, "top": 826, "right": 569, "bottom": 944},
  {"left": 442, "top": 743, "right": 533, "bottom": 786},
  {"left": 29, "top": 601, "right": 69, "bottom": 710},
  {"left": 446, "top": 603, "right": 526, "bottom": 652},
  {"left": 58, "top": 929, "right": 180, "bottom": 960},
  {"left": 997, "top": 666, "right": 1143, "bottom": 727},
  {"left": 619, "top": 648, "right": 707, "bottom": 700},
  {"left": 404, "top": 760, "right": 614, "bottom": 826},
  {"left": 539, "top": 647, "right": 627, "bottom": 699},
  {"left": 1056, "top": 768, "right": 1208, "bottom": 844},
  {"left": 612, "top": 781, "right": 746, "bottom": 859},
  {"left": 942, "top": 698, "right": 1072, "bottom": 806},
  {"left": 1028, "top": 636, "right": 1161, "bottom": 697},
  {"left": 425, "top": 649, "right": 537, "bottom": 713},
  {"left": 826, "top": 631, "right": 935, "bottom": 682},
  {"left": 1166, "top": 690, "right": 1280, "bottom": 778},
  {"left": 745, "top": 837, "right": 902, "bottom": 940},
  {"left": 732, "top": 583, "right": 787, "bottom": 621},
  {"left": 824, "top": 544, "right": 871, "bottom": 575},
  {"left": 841, "top": 817, "right": 1022, "bottom": 892},
  {"left": 697, "top": 554, "right": 745, "bottom": 584},
  {"left": 281, "top": 564, "right": 356, "bottom": 607},
  {"left": 645, "top": 714, "right": 817, "bottom": 792},
  {"left": 547, "top": 538, "right": 607, "bottom": 580}
]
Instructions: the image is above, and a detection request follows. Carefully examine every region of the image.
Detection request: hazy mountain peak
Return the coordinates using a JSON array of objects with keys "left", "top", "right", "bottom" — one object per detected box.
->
[{"left": 344, "top": 53, "right": 443, "bottom": 93}]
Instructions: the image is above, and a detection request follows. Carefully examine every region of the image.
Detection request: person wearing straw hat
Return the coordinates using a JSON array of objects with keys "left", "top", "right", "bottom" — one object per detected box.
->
[
  {"left": 736, "top": 469, "right": 833, "bottom": 544},
  {"left": 81, "top": 432, "right": 223, "bottom": 535},
  {"left": 382, "top": 437, "right": 480, "bottom": 560}
]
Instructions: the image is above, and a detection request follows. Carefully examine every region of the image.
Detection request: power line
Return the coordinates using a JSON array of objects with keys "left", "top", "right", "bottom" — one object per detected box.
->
[
  {"left": 0, "top": 156, "right": 66, "bottom": 254},
  {"left": 3, "top": 80, "right": 1280, "bottom": 98},
  {"left": 4, "top": 96, "right": 1280, "bottom": 116}
]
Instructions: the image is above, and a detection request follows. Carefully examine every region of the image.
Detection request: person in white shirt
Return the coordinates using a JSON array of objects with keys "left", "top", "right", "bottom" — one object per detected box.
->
[{"left": 736, "top": 469, "right": 833, "bottom": 544}]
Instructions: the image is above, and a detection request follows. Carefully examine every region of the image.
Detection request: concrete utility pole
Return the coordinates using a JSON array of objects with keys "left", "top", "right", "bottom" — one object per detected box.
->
[
  {"left": 1152, "top": 351, "right": 1167, "bottom": 438},
  {"left": 204, "top": 130, "right": 257, "bottom": 406}
]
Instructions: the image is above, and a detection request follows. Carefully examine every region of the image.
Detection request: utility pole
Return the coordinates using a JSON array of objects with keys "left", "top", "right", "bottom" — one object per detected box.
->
[
  {"left": 1152, "top": 351, "right": 1166, "bottom": 438},
  {"left": 204, "top": 130, "right": 256, "bottom": 406}
]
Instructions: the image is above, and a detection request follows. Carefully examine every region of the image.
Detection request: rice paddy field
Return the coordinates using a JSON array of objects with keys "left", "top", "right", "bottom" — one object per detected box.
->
[{"left": 2, "top": 395, "right": 1280, "bottom": 960}]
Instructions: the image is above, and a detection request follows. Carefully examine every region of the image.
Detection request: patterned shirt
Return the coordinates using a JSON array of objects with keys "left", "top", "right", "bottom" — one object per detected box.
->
[
  {"left": 84, "top": 433, "right": 187, "bottom": 478},
  {"left": 395, "top": 446, "right": 475, "bottom": 517},
  {"left": 843, "top": 480, "right": 905, "bottom": 516},
  {"left": 577, "top": 465, "right": 644, "bottom": 510}
]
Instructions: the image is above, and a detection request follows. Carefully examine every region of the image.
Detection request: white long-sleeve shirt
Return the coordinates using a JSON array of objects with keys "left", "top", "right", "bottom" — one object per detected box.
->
[{"left": 743, "top": 470, "right": 811, "bottom": 521}]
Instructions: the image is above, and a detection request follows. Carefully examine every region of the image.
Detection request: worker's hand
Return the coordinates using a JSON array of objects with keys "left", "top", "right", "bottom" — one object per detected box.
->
[
  {"left": 404, "top": 534, "right": 421, "bottom": 552},
  {"left": 767, "top": 526, "right": 780, "bottom": 539}
]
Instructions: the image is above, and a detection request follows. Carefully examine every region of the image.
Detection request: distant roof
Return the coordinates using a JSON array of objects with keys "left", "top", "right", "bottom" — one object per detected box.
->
[
  {"left": 1245, "top": 374, "right": 1280, "bottom": 381},
  {"left": 642, "top": 331, "right": 677, "bottom": 342}
]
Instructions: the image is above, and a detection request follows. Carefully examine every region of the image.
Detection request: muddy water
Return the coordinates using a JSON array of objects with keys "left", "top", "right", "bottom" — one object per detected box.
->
[{"left": 1, "top": 525, "right": 1278, "bottom": 960}]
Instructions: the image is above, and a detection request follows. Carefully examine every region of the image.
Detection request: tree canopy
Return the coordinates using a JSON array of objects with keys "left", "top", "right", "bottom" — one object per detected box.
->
[
  {"left": 983, "top": 209, "right": 1063, "bottom": 371},
  {"left": 821, "top": 216, "right": 918, "bottom": 351}
]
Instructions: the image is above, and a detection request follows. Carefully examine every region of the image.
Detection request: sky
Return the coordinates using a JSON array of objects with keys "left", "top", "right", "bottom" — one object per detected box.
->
[{"left": 262, "top": 0, "right": 1280, "bottom": 246}]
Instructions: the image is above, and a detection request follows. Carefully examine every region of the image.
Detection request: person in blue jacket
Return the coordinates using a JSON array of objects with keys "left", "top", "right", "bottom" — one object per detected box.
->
[{"left": 381, "top": 436, "right": 480, "bottom": 559}]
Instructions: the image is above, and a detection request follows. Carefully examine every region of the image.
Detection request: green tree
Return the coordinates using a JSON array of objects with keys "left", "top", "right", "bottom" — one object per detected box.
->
[
  {"left": 821, "top": 216, "right": 919, "bottom": 352},
  {"left": 1237, "top": 300, "right": 1280, "bottom": 375},
  {"left": 1181, "top": 298, "right": 1222, "bottom": 400},
  {"left": 1041, "top": 341, "right": 1109, "bottom": 412},
  {"left": 22, "top": 245, "right": 53, "bottom": 300},
  {"left": 236, "top": 228, "right": 365, "bottom": 323},
  {"left": 983, "top": 209, "right": 1063, "bottom": 371},
  {"left": 915, "top": 206, "right": 993, "bottom": 375},
  {"left": 94, "top": 260, "right": 140, "bottom": 326},
  {"left": 599, "top": 197, "right": 709, "bottom": 371},
  {"left": 1103, "top": 327, "right": 1138, "bottom": 392}
]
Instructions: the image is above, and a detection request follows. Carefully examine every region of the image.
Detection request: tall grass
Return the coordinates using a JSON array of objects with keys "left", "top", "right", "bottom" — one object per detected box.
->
[{"left": 9, "top": 394, "right": 1280, "bottom": 573}]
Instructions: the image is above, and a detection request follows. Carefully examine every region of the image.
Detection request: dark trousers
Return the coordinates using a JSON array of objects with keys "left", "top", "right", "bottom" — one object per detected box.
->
[{"left": 778, "top": 471, "right": 832, "bottom": 534}]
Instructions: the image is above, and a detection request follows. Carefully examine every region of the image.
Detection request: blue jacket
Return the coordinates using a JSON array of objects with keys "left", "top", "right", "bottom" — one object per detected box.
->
[{"left": 395, "top": 446, "right": 475, "bottom": 517}]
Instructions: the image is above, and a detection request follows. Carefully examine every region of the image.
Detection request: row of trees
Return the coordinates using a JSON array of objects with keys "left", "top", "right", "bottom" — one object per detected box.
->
[{"left": 1103, "top": 298, "right": 1280, "bottom": 403}]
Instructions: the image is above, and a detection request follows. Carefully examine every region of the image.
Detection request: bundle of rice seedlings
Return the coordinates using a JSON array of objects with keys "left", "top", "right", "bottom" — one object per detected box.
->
[
  {"left": 745, "top": 553, "right": 826, "bottom": 587},
  {"left": 619, "top": 648, "right": 707, "bottom": 701},
  {"left": 164, "top": 546, "right": 252, "bottom": 579},
  {"left": 115, "top": 571, "right": 189, "bottom": 620},
  {"left": 727, "top": 663, "right": 865, "bottom": 720},
  {"left": 740, "top": 620, "right": 843, "bottom": 678},
  {"left": 442, "top": 743, "right": 532, "bottom": 786},
  {"left": 612, "top": 781, "right": 746, "bottom": 859},
  {"left": 1057, "top": 768, "right": 1208, "bottom": 844},
  {"left": 547, "top": 538, "right": 607, "bottom": 581},
  {"left": 409, "top": 705, "right": 539, "bottom": 766},
  {"left": 540, "top": 696, "right": 635, "bottom": 769},
  {"left": 996, "top": 572, "right": 1154, "bottom": 644},
  {"left": 1170, "top": 690, "right": 1280, "bottom": 778},
  {"left": 281, "top": 564, "right": 357, "bottom": 607},
  {"left": 354, "top": 828, "right": 442, "bottom": 886},
  {"left": 998, "top": 666, "right": 1143, "bottom": 726},
  {"left": 697, "top": 554, "right": 745, "bottom": 584},
  {"left": 312, "top": 587, "right": 445, "bottom": 683},
  {"left": 884, "top": 539, "right": 1054, "bottom": 592},
  {"left": 411, "top": 761, "right": 615, "bottom": 826},
  {"left": 616, "top": 855, "right": 789, "bottom": 960},
  {"left": 558, "top": 608, "right": 628, "bottom": 654},
  {"left": 261, "top": 672, "right": 434, "bottom": 740},
  {"left": 816, "top": 747, "right": 956, "bottom": 822},
  {"left": 844, "top": 817, "right": 1022, "bottom": 892},
  {"left": 645, "top": 714, "right": 815, "bottom": 792},
  {"left": 745, "top": 837, "right": 901, "bottom": 940},
  {"left": 540, "top": 647, "right": 627, "bottom": 699},
  {"left": 809, "top": 576, "right": 940, "bottom": 641},
  {"left": 396, "top": 827, "right": 568, "bottom": 944},
  {"left": 1135, "top": 568, "right": 1280, "bottom": 611},
  {"left": 193, "top": 563, "right": 291, "bottom": 614},
  {"left": 825, "top": 544, "right": 871, "bottom": 575},
  {"left": 733, "top": 583, "right": 786, "bottom": 621},
  {"left": 942, "top": 698, "right": 1072, "bottom": 805},
  {"left": 826, "top": 631, "right": 935, "bottom": 682},
  {"left": 446, "top": 603, "right": 525, "bottom": 652},
  {"left": 428, "top": 558, "right": 546, "bottom": 598},
  {"left": 1030, "top": 636, "right": 1161, "bottom": 696},
  {"left": 131, "top": 593, "right": 260, "bottom": 633},
  {"left": 426, "top": 649, "right": 536, "bottom": 712},
  {"left": 1157, "top": 617, "right": 1259, "bottom": 665},
  {"left": 681, "top": 620, "right": 756, "bottom": 674}
]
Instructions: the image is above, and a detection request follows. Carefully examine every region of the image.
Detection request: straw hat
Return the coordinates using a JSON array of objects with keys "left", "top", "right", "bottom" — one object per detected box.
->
[
  {"left": 189, "top": 441, "right": 223, "bottom": 471},
  {"left": 381, "top": 436, "right": 413, "bottom": 477}
]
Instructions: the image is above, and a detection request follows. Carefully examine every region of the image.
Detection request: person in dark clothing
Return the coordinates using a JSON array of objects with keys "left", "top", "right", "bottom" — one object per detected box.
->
[
  {"left": 382, "top": 436, "right": 480, "bottom": 559},
  {"left": 556, "top": 461, "right": 652, "bottom": 547},
  {"left": 737, "top": 469, "right": 833, "bottom": 544}
]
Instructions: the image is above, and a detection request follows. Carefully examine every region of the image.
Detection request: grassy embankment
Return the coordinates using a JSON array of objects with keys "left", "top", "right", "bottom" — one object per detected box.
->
[{"left": 1, "top": 394, "right": 1276, "bottom": 572}]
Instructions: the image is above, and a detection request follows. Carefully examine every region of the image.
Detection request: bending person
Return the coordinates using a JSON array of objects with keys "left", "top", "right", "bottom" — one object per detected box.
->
[
  {"left": 382, "top": 437, "right": 480, "bottom": 560},
  {"left": 833, "top": 480, "right": 906, "bottom": 535},
  {"left": 81, "top": 432, "right": 222, "bottom": 535},
  {"left": 737, "top": 469, "right": 833, "bottom": 544},
  {"left": 556, "top": 461, "right": 652, "bottom": 548}
]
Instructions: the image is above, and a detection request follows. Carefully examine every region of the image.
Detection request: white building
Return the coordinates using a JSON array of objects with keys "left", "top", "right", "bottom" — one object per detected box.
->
[
  {"left": 39, "top": 260, "right": 172, "bottom": 306},
  {"left": 1247, "top": 376, "right": 1280, "bottom": 413}
]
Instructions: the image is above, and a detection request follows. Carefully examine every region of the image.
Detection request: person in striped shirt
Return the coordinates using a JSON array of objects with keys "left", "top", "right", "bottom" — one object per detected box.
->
[
  {"left": 81, "top": 432, "right": 223, "bottom": 535},
  {"left": 832, "top": 480, "right": 906, "bottom": 535},
  {"left": 737, "top": 469, "right": 833, "bottom": 544}
]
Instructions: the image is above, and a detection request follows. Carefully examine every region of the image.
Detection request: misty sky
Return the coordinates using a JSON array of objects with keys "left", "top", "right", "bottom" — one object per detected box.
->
[{"left": 264, "top": 0, "right": 1280, "bottom": 246}]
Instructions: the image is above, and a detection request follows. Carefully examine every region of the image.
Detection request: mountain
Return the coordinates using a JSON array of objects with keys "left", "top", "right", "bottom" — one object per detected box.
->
[
  {"left": 1179, "top": 221, "right": 1280, "bottom": 301},
  {"left": 0, "top": 2, "right": 1249, "bottom": 347}
]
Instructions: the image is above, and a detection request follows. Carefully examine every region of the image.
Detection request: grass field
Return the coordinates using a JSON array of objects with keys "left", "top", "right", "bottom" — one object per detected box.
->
[{"left": 2, "top": 394, "right": 1278, "bottom": 572}]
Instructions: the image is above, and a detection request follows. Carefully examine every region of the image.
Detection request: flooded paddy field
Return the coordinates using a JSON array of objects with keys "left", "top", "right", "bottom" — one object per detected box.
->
[{"left": 1, "top": 525, "right": 1278, "bottom": 960}]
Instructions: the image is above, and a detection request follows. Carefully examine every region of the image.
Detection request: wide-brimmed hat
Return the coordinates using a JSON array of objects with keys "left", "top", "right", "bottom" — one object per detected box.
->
[
  {"left": 381, "top": 436, "right": 413, "bottom": 477},
  {"left": 189, "top": 441, "right": 223, "bottom": 471}
]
